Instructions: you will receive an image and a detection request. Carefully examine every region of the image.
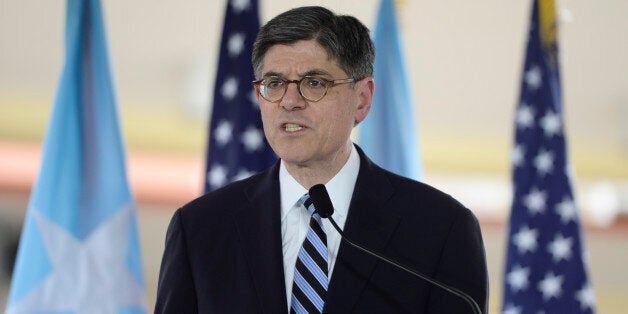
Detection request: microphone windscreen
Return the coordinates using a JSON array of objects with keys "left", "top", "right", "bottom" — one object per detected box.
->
[{"left": 308, "top": 184, "right": 335, "bottom": 218}]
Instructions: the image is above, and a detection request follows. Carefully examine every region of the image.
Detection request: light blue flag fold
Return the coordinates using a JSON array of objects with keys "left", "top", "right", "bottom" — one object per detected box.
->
[
  {"left": 359, "top": 0, "right": 422, "bottom": 180},
  {"left": 7, "top": 0, "right": 146, "bottom": 313}
]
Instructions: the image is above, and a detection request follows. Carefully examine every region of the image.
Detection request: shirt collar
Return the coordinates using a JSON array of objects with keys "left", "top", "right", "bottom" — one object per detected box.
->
[
  {"left": 279, "top": 163, "right": 307, "bottom": 221},
  {"left": 279, "top": 144, "right": 360, "bottom": 221}
]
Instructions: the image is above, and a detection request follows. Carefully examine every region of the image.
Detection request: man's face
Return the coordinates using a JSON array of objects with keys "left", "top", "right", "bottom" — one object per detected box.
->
[{"left": 257, "top": 39, "right": 373, "bottom": 170}]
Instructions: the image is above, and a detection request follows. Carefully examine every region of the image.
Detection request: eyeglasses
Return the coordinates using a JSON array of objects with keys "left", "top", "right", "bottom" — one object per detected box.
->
[{"left": 252, "top": 76, "right": 355, "bottom": 103}]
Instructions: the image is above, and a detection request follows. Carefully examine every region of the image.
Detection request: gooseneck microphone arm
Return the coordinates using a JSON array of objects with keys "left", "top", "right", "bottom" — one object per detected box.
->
[
  {"left": 325, "top": 216, "right": 482, "bottom": 314},
  {"left": 308, "top": 184, "right": 482, "bottom": 314}
]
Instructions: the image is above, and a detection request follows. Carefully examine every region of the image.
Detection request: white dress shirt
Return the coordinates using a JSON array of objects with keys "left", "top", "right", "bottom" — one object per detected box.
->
[{"left": 280, "top": 145, "right": 360, "bottom": 308}]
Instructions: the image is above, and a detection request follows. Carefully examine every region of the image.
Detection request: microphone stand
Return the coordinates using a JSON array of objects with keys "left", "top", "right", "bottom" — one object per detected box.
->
[{"left": 326, "top": 216, "right": 482, "bottom": 314}]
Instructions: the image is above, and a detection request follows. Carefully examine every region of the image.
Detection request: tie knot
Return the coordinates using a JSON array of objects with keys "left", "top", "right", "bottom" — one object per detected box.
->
[{"left": 298, "top": 193, "right": 316, "bottom": 216}]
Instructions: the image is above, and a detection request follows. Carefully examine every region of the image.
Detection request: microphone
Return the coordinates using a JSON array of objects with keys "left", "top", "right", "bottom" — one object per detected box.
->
[{"left": 308, "top": 184, "right": 482, "bottom": 314}]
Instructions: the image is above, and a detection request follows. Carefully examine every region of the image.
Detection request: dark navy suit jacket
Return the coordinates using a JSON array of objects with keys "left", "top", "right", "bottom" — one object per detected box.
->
[{"left": 155, "top": 146, "right": 488, "bottom": 313}]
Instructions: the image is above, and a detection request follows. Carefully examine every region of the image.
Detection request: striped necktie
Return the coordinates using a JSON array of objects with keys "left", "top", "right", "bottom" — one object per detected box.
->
[{"left": 290, "top": 193, "right": 329, "bottom": 314}]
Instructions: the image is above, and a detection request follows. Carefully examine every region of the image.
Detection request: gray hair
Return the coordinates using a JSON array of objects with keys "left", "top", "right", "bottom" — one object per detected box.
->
[{"left": 252, "top": 6, "right": 375, "bottom": 81}]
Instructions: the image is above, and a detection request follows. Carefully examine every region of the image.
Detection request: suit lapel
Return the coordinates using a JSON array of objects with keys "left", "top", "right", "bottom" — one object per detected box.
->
[
  {"left": 324, "top": 146, "right": 401, "bottom": 313},
  {"left": 233, "top": 163, "right": 288, "bottom": 314}
]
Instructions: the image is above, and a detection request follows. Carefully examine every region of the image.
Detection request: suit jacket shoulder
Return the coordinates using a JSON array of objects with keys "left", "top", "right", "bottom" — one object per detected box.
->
[
  {"left": 155, "top": 163, "right": 288, "bottom": 314},
  {"left": 324, "top": 146, "right": 488, "bottom": 313}
]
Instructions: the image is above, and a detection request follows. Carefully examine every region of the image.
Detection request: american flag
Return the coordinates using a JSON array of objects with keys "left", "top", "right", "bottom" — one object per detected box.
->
[
  {"left": 204, "top": 0, "right": 277, "bottom": 193},
  {"left": 502, "top": 1, "right": 596, "bottom": 313}
]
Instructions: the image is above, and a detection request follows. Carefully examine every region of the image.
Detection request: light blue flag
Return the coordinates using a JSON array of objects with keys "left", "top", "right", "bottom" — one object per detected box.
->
[
  {"left": 359, "top": 0, "right": 422, "bottom": 180},
  {"left": 6, "top": 0, "right": 146, "bottom": 313}
]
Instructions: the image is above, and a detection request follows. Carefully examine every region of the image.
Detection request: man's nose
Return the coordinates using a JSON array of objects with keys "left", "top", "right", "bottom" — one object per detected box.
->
[{"left": 280, "top": 82, "right": 306, "bottom": 111}]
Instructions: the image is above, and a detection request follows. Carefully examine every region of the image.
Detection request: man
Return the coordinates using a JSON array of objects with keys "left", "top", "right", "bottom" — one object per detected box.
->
[{"left": 156, "top": 6, "right": 488, "bottom": 314}]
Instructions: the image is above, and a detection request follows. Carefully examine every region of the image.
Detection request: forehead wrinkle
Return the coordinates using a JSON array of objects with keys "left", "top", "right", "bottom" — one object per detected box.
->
[{"left": 261, "top": 41, "right": 345, "bottom": 79}]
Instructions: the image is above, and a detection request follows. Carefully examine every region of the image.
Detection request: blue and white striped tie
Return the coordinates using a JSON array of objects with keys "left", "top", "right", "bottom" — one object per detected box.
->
[{"left": 290, "top": 193, "right": 329, "bottom": 314}]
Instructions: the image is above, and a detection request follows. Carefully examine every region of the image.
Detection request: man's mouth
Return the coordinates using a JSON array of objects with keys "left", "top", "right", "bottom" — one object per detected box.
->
[{"left": 284, "top": 123, "right": 303, "bottom": 132}]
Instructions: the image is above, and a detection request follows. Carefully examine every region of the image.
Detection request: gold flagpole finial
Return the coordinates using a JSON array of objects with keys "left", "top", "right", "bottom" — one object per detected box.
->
[{"left": 538, "top": 0, "right": 558, "bottom": 64}]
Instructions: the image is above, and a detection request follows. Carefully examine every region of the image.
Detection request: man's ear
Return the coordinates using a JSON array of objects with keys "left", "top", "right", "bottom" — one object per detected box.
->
[{"left": 354, "top": 77, "right": 375, "bottom": 124}]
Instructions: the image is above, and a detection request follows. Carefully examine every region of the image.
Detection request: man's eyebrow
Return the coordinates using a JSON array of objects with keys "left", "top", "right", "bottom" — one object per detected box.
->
[
  {"left": 302, "top": 69, "right": 331, "bottom": 77},
  {"left": 261, "top": 71, "right": 282, "bottom": 78},
  {"left": 261, "top": 69, "right": 332, "bottom": 79}
]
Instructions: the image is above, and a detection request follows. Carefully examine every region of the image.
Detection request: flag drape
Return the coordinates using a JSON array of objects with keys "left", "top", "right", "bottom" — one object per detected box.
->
[
  {"left": 502, "top": 1, "right": 595, "bottom": 313},
  {"left": 204, "top": 0, "right": 276, "bottom": 193},
  {"left": 359, "top": 0, "right": 422, "bottom": 180},
  {"left": 7, "top": 0, "right": 146, "bottom": 312}
]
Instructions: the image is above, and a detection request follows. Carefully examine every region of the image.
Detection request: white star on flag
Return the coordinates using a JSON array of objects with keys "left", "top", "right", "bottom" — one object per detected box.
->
[
  {"left": 512, "top": 144, "right": 525, "bottom": 168},
  {"left": 513, "top": 225, "right": 539, "bottom": 254},
  {"left": 538, "top": 272, "right": 563, "bottom": 301},
  {"left": 533, "top": 149, "right": 554, "bottom": 176},
  {"left": 231, "top": 0, "right": 251, "bottom": 14},
  {"left": 208, "top": 164, "right": 228, "bottom": 188},
  {"left": 7, "top": 207, "right": 145, "bottom": 313},
  {"left": 555, "top": 196, "right": 577, "bottom": 224},
  {"left": 575, "top": 283, "right": 596, "bottom": 311},
  {"left": 214, "top": 120, "right": 234, "bottom": 146},
  {"left": 507, "top": 265, "right": 530, "bottom": 292},
  {"left": 547, "top": 233, "right": 573, "bottom": 262},
  {"left": 525, "top": 65, "right": 542, "bottom": 91},
  {"left": 516, "top": 104, "right": 535, "bottom": 129},
  {"left": 540, "top": 110, "right": 561, "bottom": 137},
  {"left": 249, "top": 89, "right": 259, "bottom": 107},
  {"left": 502, "top": 304, "right": 522, "bottom": 314},
  {"left": 523, "top": 188, "right": 547, "bottom": 215},
  {"left": 6, "top": 1, "right": 147, "bottom": 312},
  {"left": 241, "top": 126, "right": 264, "bottom": 152},
  {"left": 221, "top": 77, "right": 239, "bottom": 101},
  {"left": 228, "top": 33, "right": 246, "bottom": 58},
  {"left": 234, "top": 168, "right": 254, "bottom": 181}
]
